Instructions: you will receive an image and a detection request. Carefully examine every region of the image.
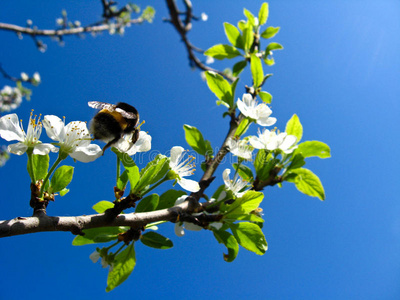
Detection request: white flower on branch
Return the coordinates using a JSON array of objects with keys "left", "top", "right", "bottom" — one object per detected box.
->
[
  {"left": 114, "top": 131, "right": 151, "bottom": 156},
  {"left": 249, "top": 128, "right": 297, "bottom": 154},
  {"left": 237, "top": 93, "right": 276, "bottom": 126},
  {"left": 223, "top": 168, "right": 248, "bottom": 198},
  {"left": 0, "top": 86, "right": 23, "bottom": 112},
  {"left": 226, "top": 137, "right": 253, "bottom": 161},
  {"left": 169, "top": 146, "right": 200, "bottom": 193},
  {"left": 174, "top": 195, "right": 202, "bottom": 237},
  {"left": 0, "top": 112, "right": 57, "bottom": 155},
  {"left": 43, "top": 115, "right": 102, "bottom": 162}
]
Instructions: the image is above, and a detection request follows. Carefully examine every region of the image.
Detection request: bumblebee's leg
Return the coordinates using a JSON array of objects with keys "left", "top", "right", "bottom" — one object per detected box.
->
[{"left": 102, "top": 136, "right": 121, "bottom": 154}]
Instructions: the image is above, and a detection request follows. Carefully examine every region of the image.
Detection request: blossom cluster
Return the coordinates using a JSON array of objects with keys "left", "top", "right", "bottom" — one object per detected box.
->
[{"left": 0, "top": 86, "right": 23, "bottom": 113}]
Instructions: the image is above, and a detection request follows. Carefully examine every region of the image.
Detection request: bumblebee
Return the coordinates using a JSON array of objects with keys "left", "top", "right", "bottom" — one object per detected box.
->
[{"left": 88, "top": 101, "right": 140, "bottom": 153}]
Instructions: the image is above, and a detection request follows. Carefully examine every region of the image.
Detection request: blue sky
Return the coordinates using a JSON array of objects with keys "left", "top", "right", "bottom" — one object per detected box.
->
[{"left": 0, "top": 0, "right": 399, "bottom": 299}]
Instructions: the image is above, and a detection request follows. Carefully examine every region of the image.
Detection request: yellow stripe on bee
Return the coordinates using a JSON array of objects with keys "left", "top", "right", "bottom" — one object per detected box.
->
[{"left": 100, "top": 109, "right": 128, "bottom": 130}]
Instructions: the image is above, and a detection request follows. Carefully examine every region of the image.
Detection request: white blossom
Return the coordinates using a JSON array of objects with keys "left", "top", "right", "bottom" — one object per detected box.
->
[
  {"left": 169, "top": 146, "right": 200, "bottom": 192},
  {"left": 223, "top": 168, "right": 248, "bottom": 198},
  {"left": 114, "top": 131, "right": 151, "bottom": 156},
  {"left": 32, "top": 72, "right": 41, "bottom": 84},
  {"left": 0, "top": 112, "right": 57, "bottom": 155},
  {"left": 21, "top": 72, "right": 29, "bottom": 81},
  {"left": 201, "top": 13, "right": 208, "bottom": 21},
  {"left": 226, "top": 137, "right": 253, "bottom": 161},
  {"left": 43, "top": 115, "right": 102, "bottom": 162},
  {"left": 237, "top": 93, "right": 276, "bottom": 126},
  {"left": 0, "top": 86, "right": 23, "bottom": 112},
  {"left": 206, "top": 56, "right": 215, "bottom": 65},
  {"left": 89, "top": 250, "right": 109, "bottom": 268},
  {"left": 174, "top": 195, "right": 202, "bottom": 237},
  {"left": 249, "top": 128, "right": 297, "bottom": 154}
]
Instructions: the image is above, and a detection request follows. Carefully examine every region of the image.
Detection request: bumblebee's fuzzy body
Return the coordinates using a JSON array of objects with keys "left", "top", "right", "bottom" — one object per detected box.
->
[{"left": 88, "top": 101, "right": 139, "bottom": 153}]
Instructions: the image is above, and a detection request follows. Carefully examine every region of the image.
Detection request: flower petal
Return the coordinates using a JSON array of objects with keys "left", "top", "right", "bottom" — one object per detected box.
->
[
  {"left": 257, "top": 116, "right": 277, "bottom": 126},
  {"left": 89, "top": 251, "right": 100, "bottom": 263},
  {"left": 43, "top": 115, "right": 65, "bottom": 142},
  {"left": 70, "top": 144, "right": 103, "bottom": 162},
  {"left": 8, "top": 142, "right": 28, "bottom": 155},
  {"left": 33, "top": 143, "right": 59, "bottom": 155},
  {"left": 177, "top": 178, "right": 200, "bottom": 192},
  {"left": 0, "top": 114, "right": 25, "bottom": 142},
  {"left": 184, "top": 222, "right": 202, "bottom": 231},
  {"left": 170, "top": 146, "right": 184, "bottom": 165},
  {"left": 174, "top": 223, "right": 185, "bottom": 237}
]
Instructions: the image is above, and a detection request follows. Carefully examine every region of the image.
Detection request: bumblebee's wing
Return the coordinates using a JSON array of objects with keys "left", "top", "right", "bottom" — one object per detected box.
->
[
  {"left": 115, "top": 108, "right": 138, "bottom": 119},
  {"left": 88, "top": 101, "right": 116, "bottom": 111}
]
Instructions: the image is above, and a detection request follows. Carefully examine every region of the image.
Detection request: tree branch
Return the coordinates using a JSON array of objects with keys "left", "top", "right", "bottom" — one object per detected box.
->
[
  {"left": 164, "top": 0, "right": 234, "bottom": 82},
  {"left": 0, "top": 201, "right": 190, "bottom": 238}
]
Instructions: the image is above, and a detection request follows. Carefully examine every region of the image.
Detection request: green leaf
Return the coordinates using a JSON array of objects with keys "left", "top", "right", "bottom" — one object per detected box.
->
[
  {"left": 286, "top": 168, "right": 325, "bottom": 200},
  {"left": 157, "top": 189, "right": 186, "bottom": 210},
  {"left": 261, "top": 26, "right": 280, "bottom": 39},
  {"left": 112, "top": 148, "right": 140, "bottom": 191},
  {"left": 225, "top": 214, "right": 264, "bottom": 224},
  {"left": 235, "top": 118, "right": 250, "bottom": 137},
  {"left": 266, "top": 42, "right": 284, "bottom": 52},
  {"left": 205, "top": 71, "right": 233, "bottom": 107},
  {"left": 232, "top": 60, "right": 247, "bottom": 77},
  {"left": 93, "top": 200, "right": 115, "bottom": 213},
  {"left": 264, "top": 57, "right": 275, "bottom": 66},
  {"left": 254, "top": 150, "right": 278, "bottom": 181},
  {"left": 204, "top": 44, "right": 242, "bottom": 60},
  {"left": 285, "top": 114, "right": 303, "bottom": 143},
  {"left": 224, "top": 22, "right": 244, "bottom": 49},
  {"left": 258, "top": 3, "right": 269, "bottom": 26},
  {"left": 205, "top": 140, "right": 213, "bottom": 158},
  {"left": 232, "top": 163, "right": 254, "bottom": 182},
  {"left": 135, "top": 194, "right": 159, "bottom": 213},
  {"left": 106, "top": 243, "right": 136, "bottom": 292},
  {"left": 243, "top": 8, "right": 256, "bottom": 27},
  {"left": 224, "top": 190, "right": 264, "bottom": 216},
  {"left": 242, "top": 25, "right": 254, "bottom": 52},
  {"left": 237, "top": 20, "right": 246, "bottom": 32},
  {"left": 49, "top": 165, "right": 74, "bottom": 194},
  {"left": 229, "top": 222, "right": 267, "bottom": 255},
  {"left": 287, "top": 153, "right": 305, "bottom": 171},
  {"left": 250, "top": 54, "right": 264, "bottom": 88},
  {"left": 134, "top": 155, "right": 168, "bottom": 193},
  {"left": 183, "top": 124, "right": 207, "bottom": 156},
  {"left": 32, "top": 154, "right": 49, "bottom": 181},
  {"left": 213, "top": 229, "right": 239, "bottom": 262},
  {"left": 295, "top": 141, "right": 331, "bottom": 159},
  {"left": 117, "top": 170, "right": 129, "bottom": 191},
  {"left": 140, "top": 232, "right": 173, "bottom": 249},
  {"left": 72, "top": 227, "right": 124, "bottom": 246},
  {"left": 59, "top": 188, "right": 69, "bottom": 197},
  {"left": 259, "top": 91, "right": 272, "bottom": 104}
]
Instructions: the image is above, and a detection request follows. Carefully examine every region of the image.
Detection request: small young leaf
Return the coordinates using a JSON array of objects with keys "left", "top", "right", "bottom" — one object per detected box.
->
[
  {"left": 157, "top": 189, "right": 186, "bottom": 210},
  {"left": 224, "top": 22, "right": 244, "bottom": 49},
  {"left": 295, "top": 141, "right": 331, "bottom": 159},
  {"left": 49, "top": 165, "right": 74, "bottom": 194},
  {"left": 229, "top": 222, "right": 267, "bottom": 255},
  {"left": 264, "top": 57, "right": 275, "bottom": 66},
  {"left": 93, "top": 200, "right": 115, "bottom": 213},
  {"left": 183, "top": 125, "right": 207, "bottom": 156},
  {"left": 266, "top": 42, "right": 284, "bottom": 52},
  {"left": 117, "top": 170, "right": 129, "bottom": 191},
  {"left": 72, "top": 227, "right": 124, "bottom": 246},
  {"left": 250, "top": 54, "right": 264, "bottom": 88},
  {"left": 106, "top": 243, "right": 136, "bottom": 292},
  {"left": 261, "top": 26, "right": 280, "bottom": 39},
  {"left": 140, "top": 232, "right": 173, "bottom": 249},
  {"left": 287, "top": 153, "right": 306, "bottom": 171},
  {"left": 242, "top": 25, "right": 254, "bottom": 52},
  {"left": 205, "top": 71, "right": 233, "bottom": 107},
  {"left": 259, "top": 91, "right": 272, "bottom": 104},
  {"left": 134, "top": 155, "right": 168, "bottom": 193},
  {"left": 232, "top": 60, "right": 247, "bottom": 77},
  {"left": 286, "top": 168, "right": 325, "bottom": 200},
  {"left": 204, "top": 44, "right": 242, "bottom": 60},
  {"left": 285, "top": 114, "right": 303, "bottom": 143},
  {"left": 224, "top": 190, "right": 263, "bottom": 217},
  {"left": 213, "top": 229, "right": 239, "bottom": 262},
  {"left": 32, "top": 154, "right": 49, "bottom": 181},
  {"left": 135, "top": 194, "right": 159, "bottom": 213},
  {"left": 258, "top": 3, "right": 269, "bottom": 26},
  {"left": 232, "top": 163, "right": 254, "bottom": 182},
  {"left": 59, "top": 188, "right": 69, "bottom": 197},
  {"left": 112, "top": 149, "right": 140, "bottom": 191},
  {"left": 235, "top": 118, "right": 250, "bottom": 137},
  {"left": 243, "top": 8, "right": 256, "bottom": 27}
]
